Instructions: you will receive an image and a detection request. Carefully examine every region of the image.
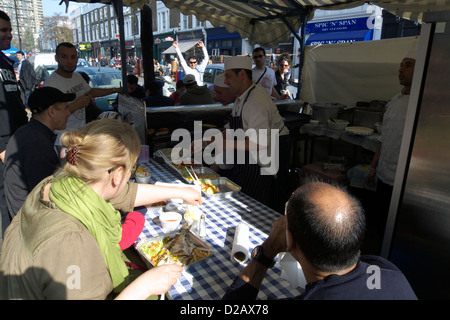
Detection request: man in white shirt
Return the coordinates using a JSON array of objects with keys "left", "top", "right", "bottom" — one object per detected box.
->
[
  {"left": 43, "top": 42, "right": 121, "bottom": 146},
  {"left": 172, "top": 40, "right": 209, "bottom": 86},
  {"left": 365, "top": 45, "right": 417, "bottom": 245},
  {"left": 252, "top": 47, "right": 289, "bottom": 100}
]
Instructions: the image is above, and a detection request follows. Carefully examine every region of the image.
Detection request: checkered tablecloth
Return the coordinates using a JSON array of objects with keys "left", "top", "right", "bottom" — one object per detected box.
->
[{"left": 135, "top": 157, "right": 302, "bottom": 300}]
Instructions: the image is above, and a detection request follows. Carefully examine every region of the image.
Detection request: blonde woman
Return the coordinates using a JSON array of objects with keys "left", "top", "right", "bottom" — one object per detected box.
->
[{"left": 0, "top": 119, "right": 201, "bottom": 300}]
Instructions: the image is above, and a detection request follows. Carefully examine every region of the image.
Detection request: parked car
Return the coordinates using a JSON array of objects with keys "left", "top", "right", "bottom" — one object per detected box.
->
[
  {"left": 35, "top": 64, "right": 58, "bottom": 87},
  {"left": 77, "top": 58, "right": 91, "bottom": 67},
  {"left": 31, "top": 53, "right": 57, "bottom": 69},
  {"left": 75, "top": 66, "right": 123, "bottom": 111},
  {"left": 31, "top": 53, "right": 91, "bottom": 69},
  {"left": 203, "top": 63, "right": 224, "bottom": 90}
]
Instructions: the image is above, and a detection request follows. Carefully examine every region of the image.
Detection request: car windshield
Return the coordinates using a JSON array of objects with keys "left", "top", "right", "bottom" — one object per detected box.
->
[{"left": 89, "top": 72, "right": 122, "bottom": 89}]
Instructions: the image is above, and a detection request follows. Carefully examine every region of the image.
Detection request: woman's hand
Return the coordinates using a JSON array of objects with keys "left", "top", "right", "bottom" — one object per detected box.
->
[
  {"left": 115, "top": 264, "right": 182, "bottom": 300},
  {"left": 177, "top": 185, "right": 202, "bottom": 206}
]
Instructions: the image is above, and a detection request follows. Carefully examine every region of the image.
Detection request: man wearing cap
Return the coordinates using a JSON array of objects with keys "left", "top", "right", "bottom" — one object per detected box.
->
[
  {"left": 43, "top": 42, "right": 122, "bottom": 146},
  {"left": 365, "top": 44, "right": 417, "bottom": 247},
  {"left": 3, "top": 87, "right": 74, "bottom": 218},
  {"left": 215, "top": 55, "right": 290, "bottom": 209},
  {"left": 179, "top": 74, "right": 214, "bottom": 105},
  {"left": 172, "top": 40, "right": 209, "bottom": 86}
]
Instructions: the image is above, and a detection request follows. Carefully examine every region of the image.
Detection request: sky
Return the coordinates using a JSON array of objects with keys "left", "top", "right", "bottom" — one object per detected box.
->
[{"left": 42, "top": 0, "right": 85, "bottom": 17}]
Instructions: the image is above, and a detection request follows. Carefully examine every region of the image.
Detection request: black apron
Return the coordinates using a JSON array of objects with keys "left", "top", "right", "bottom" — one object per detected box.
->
[{"left": 225, "top": 85, "right": 275, "bottom": 207}]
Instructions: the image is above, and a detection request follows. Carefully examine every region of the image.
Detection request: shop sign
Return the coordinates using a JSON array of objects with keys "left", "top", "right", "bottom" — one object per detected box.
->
[
  {"left": 165, "top": 37, "right": 174, "bottom": 41},
  {"left": 306, "top": 16, "right": 374, "bottom": 34},
  {"left": 155, "top": 38, "right": 161, "bottom": 44}
]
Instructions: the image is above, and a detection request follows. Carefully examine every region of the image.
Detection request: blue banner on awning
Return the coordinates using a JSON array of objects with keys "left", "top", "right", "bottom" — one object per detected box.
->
[
  {"left": 305, "top": 16, "right": 375, "bottom": 33},
  {"left": 306, "top": 29, "right": 373, "bottom": 46}
]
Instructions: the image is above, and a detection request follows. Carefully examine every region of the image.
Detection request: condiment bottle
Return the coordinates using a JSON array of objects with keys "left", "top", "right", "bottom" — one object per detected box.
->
[{"left": 198, "top": 214, "right": 206, "bottom": 239}]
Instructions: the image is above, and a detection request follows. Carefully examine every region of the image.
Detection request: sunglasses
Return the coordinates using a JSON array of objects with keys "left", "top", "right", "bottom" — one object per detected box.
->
[
  {"left": 189, "top": 61, "right": 198, "bottom": 64},
  {"left": 253, "top": 55, "right": 265, "bottom": 59},
  {"left": 0, "top": 27, "right": 12, "bottom": 33}
]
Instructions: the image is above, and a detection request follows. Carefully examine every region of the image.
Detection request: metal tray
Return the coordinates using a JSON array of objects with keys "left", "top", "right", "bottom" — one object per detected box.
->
[
  {"left": 197, "top": 177, "right": 241, "bottom": 198},
  {"left": 135, "top": 230, "right": 214, "bottom": 271},
  {"left": 180, "top": 166, "right": 220, "bottom": 183},
  {"left": 154, "top": 148, "right": 201, "bottom": 176}
]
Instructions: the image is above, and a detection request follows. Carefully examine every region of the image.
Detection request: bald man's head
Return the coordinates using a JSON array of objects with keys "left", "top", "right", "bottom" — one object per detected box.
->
[{"left": 286, "top": 181, "right": 365, "bottom": 272}]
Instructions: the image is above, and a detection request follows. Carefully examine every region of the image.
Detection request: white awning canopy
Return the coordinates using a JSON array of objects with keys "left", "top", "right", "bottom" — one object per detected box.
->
[
  {"left": 62, "top": 0, "right": 450, "bottom": 47},
  {"left": 162, "top": 40, "right": 199, "bottom": 54}
]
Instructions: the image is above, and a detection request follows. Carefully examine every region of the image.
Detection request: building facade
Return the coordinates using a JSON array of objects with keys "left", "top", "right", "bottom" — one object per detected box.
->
[{"left": 0, "top": 0, "right": 44, "bottom": 51}]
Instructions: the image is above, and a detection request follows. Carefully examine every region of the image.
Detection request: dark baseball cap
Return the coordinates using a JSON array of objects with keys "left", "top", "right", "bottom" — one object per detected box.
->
[{"left": 28, "top": 87, "right": 76, "bottom": 114}]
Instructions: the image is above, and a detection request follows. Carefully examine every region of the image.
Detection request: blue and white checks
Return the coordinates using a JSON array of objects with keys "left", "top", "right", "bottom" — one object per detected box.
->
[{"left": 136, "top": 158, "right": 302, "bottom": 300}]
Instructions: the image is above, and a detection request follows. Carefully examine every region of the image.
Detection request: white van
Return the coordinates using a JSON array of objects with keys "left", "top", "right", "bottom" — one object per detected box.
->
[{"left": 30, "top": 53, "right": 57, "bottom": 69}]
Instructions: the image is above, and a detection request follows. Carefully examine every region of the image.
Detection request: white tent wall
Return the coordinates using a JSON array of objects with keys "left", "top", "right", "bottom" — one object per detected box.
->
[{"left": 301, "top": 36, "right": 419, "bottom": 108}]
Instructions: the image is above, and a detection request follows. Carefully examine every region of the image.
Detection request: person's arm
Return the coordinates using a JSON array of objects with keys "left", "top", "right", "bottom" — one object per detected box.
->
[
  {"left": 366, "top": 142, "right": 382, "bottom": 187},
  {"left": 173, "top": 41, "right": 188, "bottom": 71},
  {"left": 198, "top": 41, "right": 209, "bottom": 71},
  {"left": 237, "top": 216, "right": 286, "bottom": 287},
  {"left": 222, "top": 216, "right": 287, "bottom": 299},
  {"left": 115, "top": 264, "right": 182, "bottom": 300},
  {"left": 88, "top": 87, "right": 121, "bottom": 98},
  {"left": 67, "top": 94, "right": 92, "bottom": 114},
  {"left": 134, "top": 183, "right": 202, "bottom": 208}
]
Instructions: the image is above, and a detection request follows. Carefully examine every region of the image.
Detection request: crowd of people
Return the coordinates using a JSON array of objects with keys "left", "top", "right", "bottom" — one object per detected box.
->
[{"left": 0, "top": 7, "right": 418, "bottom": 300}]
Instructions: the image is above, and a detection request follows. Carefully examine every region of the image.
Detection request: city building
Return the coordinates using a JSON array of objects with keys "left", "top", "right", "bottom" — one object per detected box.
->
[{"left": 0, "top": 0, "right": 44, "bottom": 51}]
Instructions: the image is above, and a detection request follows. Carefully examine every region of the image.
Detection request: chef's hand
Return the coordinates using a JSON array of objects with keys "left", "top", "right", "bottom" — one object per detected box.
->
[
  {"left": 262, "top": 215, "right": 288, "bottom": 259},
  {"left": 173, "top": 41, "right": 178, "bottom": 48},
  {"left": 115, "top": 264, "right": 182, "bottom": 300},
  {"left": 365, "top": 167, "right": 376, "bottom": 187}
]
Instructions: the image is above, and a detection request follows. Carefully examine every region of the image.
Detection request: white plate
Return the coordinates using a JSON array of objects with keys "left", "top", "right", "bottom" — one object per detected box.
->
[{"left": 345, "top": 126, "right": 374, "bottom": 136}]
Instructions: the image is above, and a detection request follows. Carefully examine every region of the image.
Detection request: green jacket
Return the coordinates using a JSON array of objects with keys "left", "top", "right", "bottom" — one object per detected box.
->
[{"left": 0, "top": 176, "right": 138, "bottom": 300}]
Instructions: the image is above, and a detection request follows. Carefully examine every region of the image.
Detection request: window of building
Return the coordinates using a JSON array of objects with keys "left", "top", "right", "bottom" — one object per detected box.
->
[
  {"left": 222, "top": 40, "right": 232, "bottom": 47},
  {"left": 180, "top": 14, "right": 189, "bottom": 29}
]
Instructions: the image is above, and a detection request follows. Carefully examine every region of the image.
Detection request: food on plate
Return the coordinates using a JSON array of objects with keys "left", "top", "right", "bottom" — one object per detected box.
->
[
  {"left": 134, "top": 166, "right": 152, "bottom": 183},
  {"left": 135, "top": 166, "right": 151, "bottom": 177},
  {"left": 170, "top": 162, "right": 201, "bottom": 170},
  {"left": 182, "top": 170, "right": 218, "bottom": 182},
  {"left": 195, "top": 180, "right": 219, "bottom": 195},
  {"left": 148, "top": 200, "right": 168, "bottom": 207},
  {"left": 139, "top": 224, "right": 211, "bottom": 267},
  {"left": 184, "top": 205, "right": 201, "bottom": 225}
]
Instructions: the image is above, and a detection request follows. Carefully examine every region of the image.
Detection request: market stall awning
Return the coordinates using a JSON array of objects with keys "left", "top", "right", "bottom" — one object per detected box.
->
[
  {"left": 62, "top": 1, "right": 450, "bottom": 47},
  {"left": 162, "top": 40, "right": 199, "bottom": 54},
  {"left": 306, "top": 29, "right": 373, "bottom": 46}
]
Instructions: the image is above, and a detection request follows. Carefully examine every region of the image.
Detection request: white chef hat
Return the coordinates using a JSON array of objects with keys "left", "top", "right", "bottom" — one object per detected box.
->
[
  {"left": 213, "top": 73, "right": 227, "bottom": 87},
  {"left": 224, "top": 55, "right": 252, "bottom": 70}
]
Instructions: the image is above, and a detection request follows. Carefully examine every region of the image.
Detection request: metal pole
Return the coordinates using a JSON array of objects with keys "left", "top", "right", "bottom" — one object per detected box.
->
[
  {"left": 113, "top": 0, "right": 127, "bottom": 93},
  {"left": 13, "top": 0, "right": 22, "bottom": 50}
]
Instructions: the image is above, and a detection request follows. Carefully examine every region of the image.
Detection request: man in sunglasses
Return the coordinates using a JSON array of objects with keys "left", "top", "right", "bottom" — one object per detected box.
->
[
  {"left": 252, "top": 47, "right": 289, "bottom": 100},
  {"left": 172, "top": 40, "right": 209, "bottom": 86}
]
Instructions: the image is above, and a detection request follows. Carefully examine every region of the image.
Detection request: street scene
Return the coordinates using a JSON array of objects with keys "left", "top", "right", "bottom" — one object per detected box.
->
[{"left": 0, "top": 0, "right": 449, "bottom": 304}]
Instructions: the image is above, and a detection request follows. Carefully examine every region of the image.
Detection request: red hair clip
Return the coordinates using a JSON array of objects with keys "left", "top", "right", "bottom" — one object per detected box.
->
[{"left": 67, "top": 146, "right": 79, "bottom": 166}]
